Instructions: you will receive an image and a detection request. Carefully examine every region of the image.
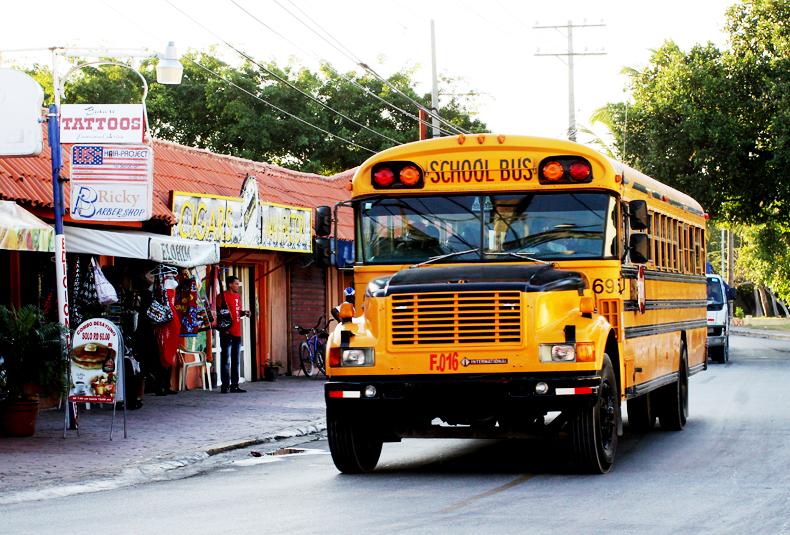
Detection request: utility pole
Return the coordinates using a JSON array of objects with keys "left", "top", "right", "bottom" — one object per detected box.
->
[
  {"left": 719, "top": 227, "right": 729, "bottom": 277},
  {"left": 728, "top": 229, "right": 735, "bottom": 286},
  {"left": 430, "top": 19, "right": 440, "bottom": 138},
  {"left": 534, "top": 21, "right": 606, "bottom": 142}
]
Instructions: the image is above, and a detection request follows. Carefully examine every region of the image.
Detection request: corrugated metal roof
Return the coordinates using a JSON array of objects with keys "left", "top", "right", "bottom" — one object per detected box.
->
[{"left": 0, "top": 130, "right": 355, "bottom": 239}]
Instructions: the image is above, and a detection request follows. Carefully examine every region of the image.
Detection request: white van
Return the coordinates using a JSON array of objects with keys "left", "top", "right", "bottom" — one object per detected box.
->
[{"left": 706, "top": 274, "right": 733, "bottom": 363}]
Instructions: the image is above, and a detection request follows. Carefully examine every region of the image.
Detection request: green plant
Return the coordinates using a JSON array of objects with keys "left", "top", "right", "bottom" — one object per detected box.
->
[
  {"left": 735, "top": 307, "right": 745, "bottom": 319},
  {"left": 0, "top": 305, "right": 67, "bottom": 401}
]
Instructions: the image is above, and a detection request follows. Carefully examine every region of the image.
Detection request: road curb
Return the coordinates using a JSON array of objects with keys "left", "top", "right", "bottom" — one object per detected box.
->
[
  {"left": 732, "top": 328, "right": 790, "bottom": 341},
  {"left": 205, "top": 420, "right": 327, "bottom": 456},
  {"left": 0, "top": 419, "right": 327, "bottom": 506}
]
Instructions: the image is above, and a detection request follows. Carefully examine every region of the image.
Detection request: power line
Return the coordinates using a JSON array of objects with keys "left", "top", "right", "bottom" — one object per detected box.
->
[
  {"left": 228, "top": 0, "right": 460, "bottom": 138},
  {"left": 534, "top": 21, "right": 607, "bottom": 142},
  {"left": 164, "top": 0, "right": 401, "bottom": 146},
  {"left": 99, "top": 0, "right": 375, "bottom": 156},
  {"left": 273, "top": 0, "right": 469, "bottom": 136}
]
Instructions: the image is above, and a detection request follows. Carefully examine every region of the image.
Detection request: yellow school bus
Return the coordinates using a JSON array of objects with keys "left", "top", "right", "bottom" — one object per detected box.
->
[{"left": 316, "top": 134, "right": 707, "bottom": 474}]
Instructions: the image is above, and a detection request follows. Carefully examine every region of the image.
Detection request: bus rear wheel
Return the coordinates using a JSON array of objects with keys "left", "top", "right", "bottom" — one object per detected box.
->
[
  {"left": 710, "top": 345, "right": 725, "bottom": 364},
  {"left": 658, "top": 343, "right": 689, "bottom": 431},
  {"left": 570, "top": 355, "right": 619, "bottom": 474},
  {"left": 627, "top": 393, "right": 656, "bottom": 432},
  {"left": 327, "top": 410, "right": 383, "bottom": 474}
]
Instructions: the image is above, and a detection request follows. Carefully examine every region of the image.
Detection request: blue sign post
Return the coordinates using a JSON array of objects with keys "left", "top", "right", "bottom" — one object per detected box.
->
[{"left": 47, "top": 104, "right": 77, "bottom": 431}]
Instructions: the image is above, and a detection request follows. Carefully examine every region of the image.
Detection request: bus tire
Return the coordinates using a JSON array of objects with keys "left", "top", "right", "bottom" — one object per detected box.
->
[
  {"left": 627, "top": 393, "right": 655, "bottom": 432},
  {"left": 570, "top": 354, "right": 619, "bottom": 474},
  {"left": 327, "top": 410, "right": 382, "bottom": 474},
  {"left": 658, "top": 343, "right": 689, "bottom": 431},
  {"left": 710, "top": 346, "right": 725, "bottom": 364}
]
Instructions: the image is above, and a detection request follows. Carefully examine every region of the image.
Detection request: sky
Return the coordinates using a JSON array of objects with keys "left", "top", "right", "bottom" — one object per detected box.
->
[{"left": 0, "top": 0, "right": 734, "bottom": 151}]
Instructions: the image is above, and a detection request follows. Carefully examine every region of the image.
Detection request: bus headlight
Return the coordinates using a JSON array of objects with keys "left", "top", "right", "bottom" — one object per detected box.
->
[
  {"left": 540, "top": 344, "right": 575, "bottom": 362},
  {"left": 539, "top": 343, "right": 596, "bottom": 363},
  {"left": 341, "top": 348, "right": 375, "bottom": 366}
]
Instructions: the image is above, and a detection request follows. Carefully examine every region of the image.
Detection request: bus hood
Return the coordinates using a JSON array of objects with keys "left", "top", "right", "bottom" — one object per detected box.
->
[{"left": 383, "top": 264, "right": 585, "bottom": 295}]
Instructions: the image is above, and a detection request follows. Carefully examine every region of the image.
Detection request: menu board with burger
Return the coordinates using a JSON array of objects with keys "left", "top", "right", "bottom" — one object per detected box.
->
[{"left": 68, "top": 318, "right": 123, "bottom": 403}]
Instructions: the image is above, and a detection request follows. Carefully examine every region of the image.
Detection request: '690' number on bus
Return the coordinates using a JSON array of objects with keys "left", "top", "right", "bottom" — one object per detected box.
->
[{"left": 592, "top": 278, "right": 625, "bottom": 294}]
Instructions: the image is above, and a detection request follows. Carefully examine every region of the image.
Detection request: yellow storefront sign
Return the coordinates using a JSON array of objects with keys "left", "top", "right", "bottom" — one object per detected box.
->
[{"left": 171, "top": 191, "right": 312, "bottom": 253}]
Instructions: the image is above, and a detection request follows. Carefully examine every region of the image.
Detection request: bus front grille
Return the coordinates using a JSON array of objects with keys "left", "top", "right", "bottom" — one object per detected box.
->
[{"left": 390, "top": 291, "right": 522, "bottom": 345}]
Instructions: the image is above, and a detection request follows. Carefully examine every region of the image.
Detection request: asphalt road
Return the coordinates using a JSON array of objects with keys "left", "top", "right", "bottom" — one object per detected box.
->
[{"left": 3, "top": 335, "right": 790, "bottom": 535}]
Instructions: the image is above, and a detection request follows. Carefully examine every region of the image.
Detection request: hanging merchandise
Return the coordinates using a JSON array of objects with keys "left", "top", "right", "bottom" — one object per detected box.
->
[
  {"left": 75, "top": 256, "right": 104, "bottom": 321},
  {"left": 192, "top": 267, "right": 213, "bottom": 332},
  {"left": 92, "top": 258, "right": 119, "bottom": 305},
  {"left": 71, "top": 256, "right": 83, "bottom": 326},
  {"left": 77, "top": 257, "right": 99, "bottom": 307},
  {"left": 156, "top": 273, "right": 181, "bottom": 369},
  {"left": 146, "top": 274, "right": 173, "bottom": 325},
  {"left": 175, "top": 270, "right": 201, "bottom": 337},
  {"left": 215, "top": 268, "right": 232, "bottom": 331}
]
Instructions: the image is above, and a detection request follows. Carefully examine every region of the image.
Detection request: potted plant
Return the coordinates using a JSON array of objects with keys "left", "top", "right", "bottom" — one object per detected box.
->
[
  {"left": 0, "top": 305, "right": 67, "bottom": 436},
  {"left": 263, "top": 359, "right": 281, "bottom": 382}
]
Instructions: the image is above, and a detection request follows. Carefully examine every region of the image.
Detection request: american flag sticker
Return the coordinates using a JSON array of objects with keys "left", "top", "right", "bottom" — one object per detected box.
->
[
  {"left": 69, "top": 144, "right": 153, "bottom": 221},
  {"left": 71, "top": 145, "right": 152, "bottom": 182}
]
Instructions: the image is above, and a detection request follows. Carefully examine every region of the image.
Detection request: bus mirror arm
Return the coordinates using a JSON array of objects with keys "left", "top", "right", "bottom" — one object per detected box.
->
[{"left": 628, "top": 233, "right": 650, "bottom": 264}]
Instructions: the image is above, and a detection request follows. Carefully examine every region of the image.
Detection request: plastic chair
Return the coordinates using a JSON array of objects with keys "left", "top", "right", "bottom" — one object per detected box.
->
[{"left": 177, "top": 348, "right": 212, "bottom": 391}]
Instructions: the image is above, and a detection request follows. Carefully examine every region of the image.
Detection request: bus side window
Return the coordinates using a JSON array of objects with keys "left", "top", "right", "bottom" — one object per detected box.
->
[{"left": 621, "top": 201, "right": 630, "bottom": 261}]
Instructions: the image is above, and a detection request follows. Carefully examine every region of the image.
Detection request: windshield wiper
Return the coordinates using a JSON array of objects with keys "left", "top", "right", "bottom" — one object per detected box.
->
[
  {"left": 487, "top": 251, "right": 552, "bottom": 265},
  {"left": 410, "top": 248, "right": 480, "bottom": 268}
]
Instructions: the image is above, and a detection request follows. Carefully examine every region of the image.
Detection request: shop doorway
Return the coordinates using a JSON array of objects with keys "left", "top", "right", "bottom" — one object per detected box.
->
[{"left": 221, "top": 265, "right": 256, "bottom": 384}]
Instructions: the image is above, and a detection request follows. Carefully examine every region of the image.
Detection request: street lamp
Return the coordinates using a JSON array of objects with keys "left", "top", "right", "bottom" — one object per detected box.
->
[
  {"left": 156, "top": 42, "right": 183, "bottom": 85},
  {"left": 47, "top": 43, "right": 182, "bottom": 430}
]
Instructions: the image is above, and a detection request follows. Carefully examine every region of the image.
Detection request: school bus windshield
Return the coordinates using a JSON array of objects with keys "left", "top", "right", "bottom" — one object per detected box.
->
[{"left": 358, "top": 192, "right": 618, "bottom": 264}]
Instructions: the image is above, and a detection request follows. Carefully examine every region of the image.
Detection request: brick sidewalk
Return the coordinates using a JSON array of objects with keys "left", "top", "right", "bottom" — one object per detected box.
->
[{"left": 0, "top": 377, "right": 326, "bottom": 500}]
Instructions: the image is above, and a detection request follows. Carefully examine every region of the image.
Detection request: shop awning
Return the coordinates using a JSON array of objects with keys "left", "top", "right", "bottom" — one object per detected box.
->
[
  {"left": 64, "top": 226, "right": 219, "bottom": 267},
  {"left": 0, "top": 200, "right": 54, "bottom": 252}
]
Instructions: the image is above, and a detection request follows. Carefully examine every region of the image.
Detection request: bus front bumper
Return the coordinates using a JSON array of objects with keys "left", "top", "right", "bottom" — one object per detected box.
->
[{"left": 325, "top": 373, "right": 602, "bottom": 435}]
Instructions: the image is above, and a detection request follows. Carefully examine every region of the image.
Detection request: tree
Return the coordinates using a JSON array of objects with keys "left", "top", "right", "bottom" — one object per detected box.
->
[
  {"left": 592, "top": 0, "right": 790, "bottom": 304},
  {"left": 592, "top": 0, "right": 789, "bottom": 225},
  {"left": 27, "top": 50, "right": 487, "bottom": 175}
]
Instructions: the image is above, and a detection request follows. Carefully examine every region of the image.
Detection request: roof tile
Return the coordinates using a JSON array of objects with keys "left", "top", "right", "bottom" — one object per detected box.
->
[{"left": 0, "top": 130, "right": 355, "bottom": 239}]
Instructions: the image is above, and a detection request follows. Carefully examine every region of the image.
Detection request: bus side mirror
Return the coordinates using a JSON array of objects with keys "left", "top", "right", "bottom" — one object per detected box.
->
[
  {"left": 314, "top": 237, "right": 331, "bottom": 267},
  {"left": 727, "top": 287, "right": 737, "bottom": 301},
  {"left": 315, "top": 206, "right": 332, "bottom": 237},
  {"left": 629, "top": 233, "right": 649, "bottom": 264},
  {"left": 629, "top": 200, "right": 649, "bottom": 231}
]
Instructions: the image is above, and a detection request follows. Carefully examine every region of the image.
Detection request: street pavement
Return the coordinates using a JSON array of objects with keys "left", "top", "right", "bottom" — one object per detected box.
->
[
  {"left": 0, "top": 328, "right": 787, "bottom": 507},
  {"left": 0, "top": 377, "right": 326, "bottom": 504},
  {"left": 2, "top": 335, "right": 789, "bottom": 534}
]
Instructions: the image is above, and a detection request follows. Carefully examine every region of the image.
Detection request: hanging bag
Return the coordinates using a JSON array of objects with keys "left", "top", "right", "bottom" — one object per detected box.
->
[
  {"left": 216, "top": 269, "right": 233, "bottom": 331},
  {"left": 146, "top": 273, "right": 174, "bottom": 325},
  {"left": 92, "top": 258, "right": 119, "bottom": 305},
  {"left": 192, "top": 267, "right": 213, "bottom": 332}
]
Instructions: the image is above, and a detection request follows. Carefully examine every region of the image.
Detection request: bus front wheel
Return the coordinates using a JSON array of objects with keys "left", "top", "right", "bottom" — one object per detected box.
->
[
  {"left": 327, "top": 410, "right": 383, "bottom": 474},
  {"left": 570, "top": 354, "right": 619, "bottom": 474}
]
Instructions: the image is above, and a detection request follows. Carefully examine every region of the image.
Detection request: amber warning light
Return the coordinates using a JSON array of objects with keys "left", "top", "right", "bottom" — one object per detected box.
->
[{"left": 371, "top": 161, "right": 424, "bottom": 189}]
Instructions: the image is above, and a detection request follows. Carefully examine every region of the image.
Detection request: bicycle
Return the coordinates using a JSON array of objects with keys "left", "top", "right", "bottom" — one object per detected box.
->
[{"left": 294, "top": 315, "right": 333, "bottom": 377}]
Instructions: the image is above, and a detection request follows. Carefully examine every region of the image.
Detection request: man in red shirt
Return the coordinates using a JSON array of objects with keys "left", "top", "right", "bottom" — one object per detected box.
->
[{"left": 220, "top": 276, "right": 250, "bottom": 393}]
